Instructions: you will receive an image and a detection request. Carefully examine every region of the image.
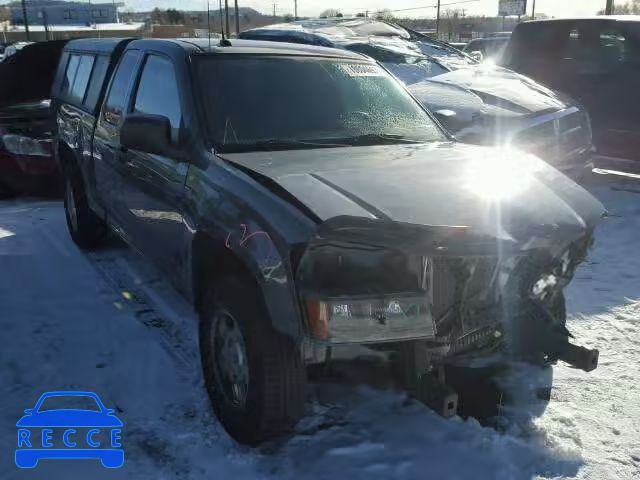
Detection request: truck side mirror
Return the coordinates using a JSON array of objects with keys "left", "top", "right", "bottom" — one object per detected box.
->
[{"left": 120, "top": 114, "right": 175, "bottom": 158}]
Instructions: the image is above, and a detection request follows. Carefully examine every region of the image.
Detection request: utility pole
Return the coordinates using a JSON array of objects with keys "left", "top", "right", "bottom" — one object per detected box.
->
[
  {"left": 273, "top": 3, "right": 276, "bottom": 17},
  {"left": 531, "top": 0, "right": 536, "bottom": 19},
  {"left": 234, "top": 0, "right": 239, "bottom": 35},
  {"left": 42, "top": 9, "right": 49, "bottom": 40},
  {"left": 21, "top": 0, "right": 30, "bottom": 41},
  {"left": 224, "top": 0, "right": 230, "bottom": 36},
  {"left": 294, "top": 0, "right": 297, "bottom": 20},
  {"left": 435, "top": 0, "right": 441, "bottom": 38},
  {"left": 605, "top": 0, "right": 614, "bottom": 14}
]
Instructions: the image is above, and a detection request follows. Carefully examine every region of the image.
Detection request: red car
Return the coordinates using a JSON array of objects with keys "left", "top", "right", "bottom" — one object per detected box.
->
[{"left": 0, "top": 41, "right": 67, "bottom": 196}]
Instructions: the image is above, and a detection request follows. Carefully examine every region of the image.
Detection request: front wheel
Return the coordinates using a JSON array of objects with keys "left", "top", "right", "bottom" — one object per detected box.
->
[{"left": 199, "top": 277, "right": 305, "bottom": 444}]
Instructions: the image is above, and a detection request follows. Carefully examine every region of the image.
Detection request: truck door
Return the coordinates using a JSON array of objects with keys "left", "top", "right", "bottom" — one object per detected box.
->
[
  {"left": 93, "top": 50, "right": 141, "bottom": 216},
  {"left": 111, "top": 52, "right": 189, "bottom": 275}
]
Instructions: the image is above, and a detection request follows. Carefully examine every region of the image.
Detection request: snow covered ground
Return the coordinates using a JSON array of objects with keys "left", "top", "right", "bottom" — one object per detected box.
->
[{"left": 0, "top": 177, "right": 639, "bottom": 480}]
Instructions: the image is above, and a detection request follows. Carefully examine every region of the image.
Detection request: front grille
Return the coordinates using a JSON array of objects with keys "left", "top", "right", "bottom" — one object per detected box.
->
[
  {"left": 514, "top": 110, "right": 590, "bottom": 159},
  {"left": 431, "top": 257, "right": 500, "bottom": 328}
]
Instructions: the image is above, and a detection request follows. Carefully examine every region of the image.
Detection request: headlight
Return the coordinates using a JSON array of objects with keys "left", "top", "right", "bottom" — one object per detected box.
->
[
  {"left": 2, "top": 134, "right": 50, "bottom": 157},
  {"left": 304, "top": 294, "right": 435, "bottom": 344}
]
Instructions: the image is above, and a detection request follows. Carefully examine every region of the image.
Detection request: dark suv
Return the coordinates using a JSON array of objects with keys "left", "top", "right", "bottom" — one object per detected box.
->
[{"left": 52, "top": 38, "right": 604, "bottom": 444}]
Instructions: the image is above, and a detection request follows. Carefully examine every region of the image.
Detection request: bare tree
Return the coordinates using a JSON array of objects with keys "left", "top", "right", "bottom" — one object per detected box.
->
[
  {"left": 320, "top": 9, "right": 342, "bottom": 18},
  {"left": 598, "top": 0, "right": 640, "bottom": 14},
  {"left": 376, "top": 9, "right": 395, "bottom": 21},
  {"left": 0, "top": 6, "right": 10, "bottom": 23}
]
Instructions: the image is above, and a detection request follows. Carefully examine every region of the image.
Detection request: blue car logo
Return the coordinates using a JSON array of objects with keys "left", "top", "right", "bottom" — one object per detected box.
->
[{"left": 15, "top": 391, "right": 123, "bottom": 468}]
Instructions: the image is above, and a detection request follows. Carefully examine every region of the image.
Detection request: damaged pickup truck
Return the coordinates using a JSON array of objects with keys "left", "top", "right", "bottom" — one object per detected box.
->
[{"left": 53, "top": 38, "right": 605, "bottom": 445}]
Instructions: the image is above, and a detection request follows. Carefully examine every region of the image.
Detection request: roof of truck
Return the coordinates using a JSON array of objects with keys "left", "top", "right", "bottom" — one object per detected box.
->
[
  {"left": 63, "top": 38, "right": 132, "bottom": 54},
  {"left": 166, "top": 38, "right": 370, "bottom": 60},
  {"left": 63, "top": 37, "right": 369, "bottom": 61}
]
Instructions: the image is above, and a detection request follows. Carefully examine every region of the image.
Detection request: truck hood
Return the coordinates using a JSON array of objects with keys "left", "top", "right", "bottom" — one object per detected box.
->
[
  {"left": 409, "top": 65, "right": 574, "bottom": 122},
  {"left": 0, "top": 40, "right": 67, "bottom": 108},
  {"left": 222, "top": 143, "right": 605, "bottom": 251}
]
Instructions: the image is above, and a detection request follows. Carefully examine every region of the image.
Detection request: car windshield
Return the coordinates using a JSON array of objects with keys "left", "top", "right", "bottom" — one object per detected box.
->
[
  {"left": 344, "top": 43, "right": 449, "bottom": 85},
  {"left": 197, "top": 56, "right": 445, "bottom": 153},
  {"left": 414, "top": 39, "right": 476, "bottom": 69},
  {"left": 38, "top": 395, "right": 101, "bottom": 412},
  {"left": 384, "top": 58, "right": 449, "bottom": 85}
]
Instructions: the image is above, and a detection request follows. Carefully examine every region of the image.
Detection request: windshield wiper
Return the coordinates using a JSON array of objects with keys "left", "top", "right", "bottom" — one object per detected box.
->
[
  {"left": 221, "top": 138, "right": 347, "bottom": 153},
  {"left": 329, "top": 133, "right": 425, "bottom": 146}
]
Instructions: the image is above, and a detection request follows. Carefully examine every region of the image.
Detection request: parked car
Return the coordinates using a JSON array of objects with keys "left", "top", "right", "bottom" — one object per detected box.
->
[
  {"left": 448, "top": 41, "right": 468, "bottom": 50},
  {"left": 3, "top": 42, "right": 33, "bottom": 61},
  {"left": 240, "top": 19, "right": 595, "bottom": 176},
  {"left": 502, "top": 17, "right": 640, "bottom": 172},
  {"left": 53, "top": 37, "right": 603, "bottom": 445},
  {"left": 0, "top": 40, "right": 68, "bottom": 196},
  {"left": 463, "top": 36, "right": 510, "bottom": 62},
  {"left": 487, "top": 31, "right": 512, "bottom": 38}
]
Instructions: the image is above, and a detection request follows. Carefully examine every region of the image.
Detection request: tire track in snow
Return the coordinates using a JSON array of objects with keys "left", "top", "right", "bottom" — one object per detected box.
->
[{"left": 85, "top": 248, "right": 201, "bottom": 384}]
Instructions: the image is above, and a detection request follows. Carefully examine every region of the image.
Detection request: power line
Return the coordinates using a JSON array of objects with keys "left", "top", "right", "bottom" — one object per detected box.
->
[{"left": 381, "top": 0, "right": 481, "bottom": 15}]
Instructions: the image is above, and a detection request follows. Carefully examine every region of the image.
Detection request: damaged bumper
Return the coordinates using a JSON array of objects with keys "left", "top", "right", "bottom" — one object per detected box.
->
[{"left": 295, "top": 215, "right": 601, "bottom": 372}]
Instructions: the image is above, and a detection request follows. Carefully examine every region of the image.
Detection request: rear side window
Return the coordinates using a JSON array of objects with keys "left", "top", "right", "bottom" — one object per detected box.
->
[
  {"left": 103, "top": 50, "right": 139, "bottom": 125},
  {"left": 83, "top": 55, "right": 109, "bottom": 111},
  {"left": 132, "top": 55, "right": 182, "bottom": 142},
  {"left": 61, "top": 54, "right": 80, "bottom": 97},
  {"left": 59, "top": 53, "right": 96, "bottom": 105},
  {"left": 69, "top": 55, "right": 94, "bottom": 103}
]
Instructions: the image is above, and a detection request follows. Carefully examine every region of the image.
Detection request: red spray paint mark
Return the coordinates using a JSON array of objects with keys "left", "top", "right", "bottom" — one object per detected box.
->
[{"left": 226, "top": 224, "right": 272, "bottom": 249}]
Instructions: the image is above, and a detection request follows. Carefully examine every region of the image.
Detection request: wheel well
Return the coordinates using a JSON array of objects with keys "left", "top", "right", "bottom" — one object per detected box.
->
[{"left": 192, "top": 232, "right": 260, "bottom": 313}]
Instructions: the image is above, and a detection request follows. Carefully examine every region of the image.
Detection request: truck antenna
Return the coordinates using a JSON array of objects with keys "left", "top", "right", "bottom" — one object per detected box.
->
[{"left": 207, "top": 0, "right": 212, "bottom": 50}]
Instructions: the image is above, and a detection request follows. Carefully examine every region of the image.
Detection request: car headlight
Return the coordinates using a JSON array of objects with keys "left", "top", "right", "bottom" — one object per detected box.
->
[
  {"left": 2, "top": 134, "right": 50, "bottom": 157},
  {"left": 304, "top": 293, "right": 435, "bottom": 344}
]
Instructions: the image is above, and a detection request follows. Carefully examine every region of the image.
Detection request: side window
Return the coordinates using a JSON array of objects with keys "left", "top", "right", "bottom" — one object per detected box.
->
[
  {"left": 132, "top": 55, "right": 182, "bottom": 143},
  {"left": 69, "top": 55, "right": 95, "bottom": 104},
  {"left": 61, "top": 54, "right": 80, "bottom": 98},
  {"left": 83, "top": 55, "right": 109, "bottom": 111},
  {"left": 103, "top": 51, "right": 139, "bottom": 125}
]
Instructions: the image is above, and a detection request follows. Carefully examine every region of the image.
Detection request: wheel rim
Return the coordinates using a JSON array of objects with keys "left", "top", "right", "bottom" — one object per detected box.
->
[
  {"left": 209, "top": 309, "right": 249, "bottom": 409},
  {"left": 65, "top": 179, "right": 78, "bottom": 232}
]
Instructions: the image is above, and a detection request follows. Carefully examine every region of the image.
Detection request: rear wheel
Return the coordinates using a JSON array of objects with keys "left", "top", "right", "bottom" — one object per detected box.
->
[
  {"left": 199, "top": 277, "right": 305, "bottom": 444},
  {"left": 64, "top": 168, "right": 107, "bottom": 249}
]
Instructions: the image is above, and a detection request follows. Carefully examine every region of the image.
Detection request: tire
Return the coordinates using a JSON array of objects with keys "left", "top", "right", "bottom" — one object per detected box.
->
[
  {"left": 199, "top": 277, "right": 305, "bottom": 444},
  {"left": 63, "top": 166, "right": 107, "bottom": 249}
]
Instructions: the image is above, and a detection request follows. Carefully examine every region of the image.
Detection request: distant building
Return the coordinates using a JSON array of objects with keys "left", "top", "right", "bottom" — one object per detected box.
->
[{"left": 10, "top": 1, "right": 119, "bottom": 27}]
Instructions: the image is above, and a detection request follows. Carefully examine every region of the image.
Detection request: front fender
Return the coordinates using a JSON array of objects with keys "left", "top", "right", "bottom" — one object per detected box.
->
[{"left": 185, "top": 159, "right": 317, "bottom": 340}]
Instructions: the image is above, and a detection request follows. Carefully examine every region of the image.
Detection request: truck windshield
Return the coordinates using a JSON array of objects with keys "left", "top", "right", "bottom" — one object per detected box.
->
[{"left": 197, "top": 56, "right": 445, "bottom": 153}]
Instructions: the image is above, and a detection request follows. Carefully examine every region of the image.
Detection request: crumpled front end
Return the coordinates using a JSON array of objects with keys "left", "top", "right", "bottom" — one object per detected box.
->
[{"left": 295, "top": 216, "right": 600, "bottom": 372}]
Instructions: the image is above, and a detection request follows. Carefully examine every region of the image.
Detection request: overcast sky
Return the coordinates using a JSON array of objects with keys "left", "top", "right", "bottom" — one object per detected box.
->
[
  {"left": 230, "top": 0, "right": 611, "bottom": 17},
  {"left": 0, "top": 0, "right": 617, "bottom": 16}
]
